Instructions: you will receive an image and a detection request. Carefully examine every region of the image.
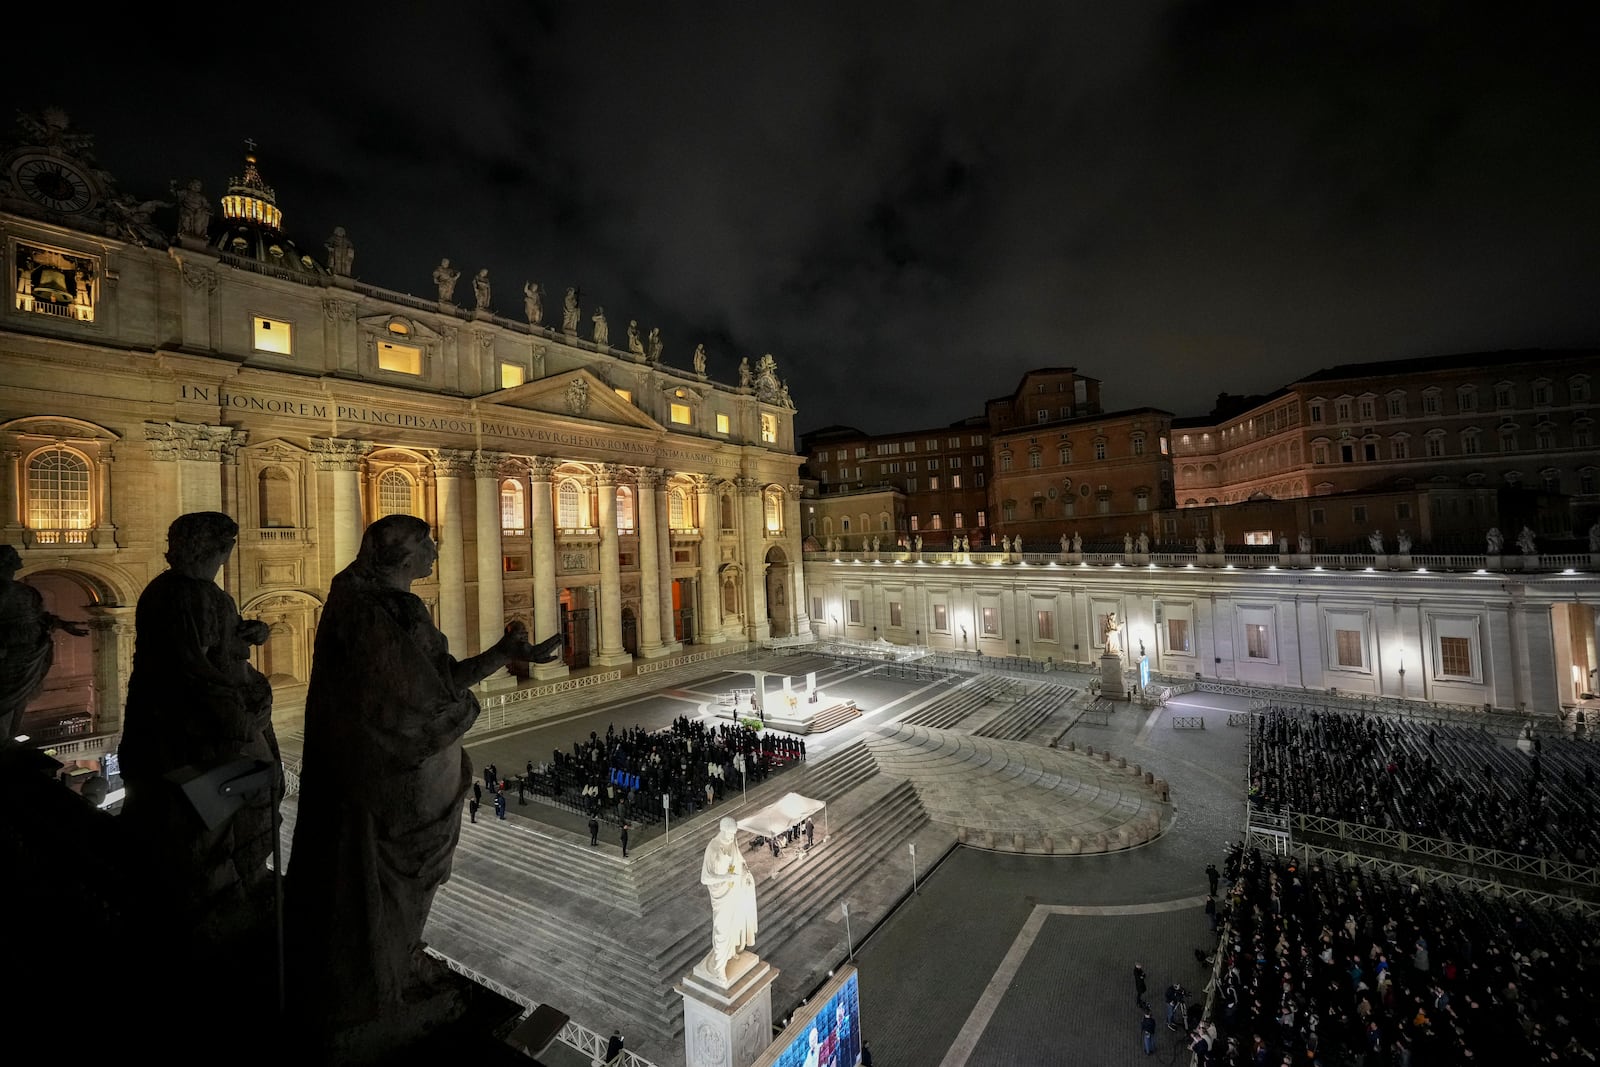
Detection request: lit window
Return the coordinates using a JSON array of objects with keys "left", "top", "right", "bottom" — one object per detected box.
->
[
  {"left": 670, "top": 403, "right": 692, "bottom": 425},
  {"left": 889, "top": 601, "right": 903, "bottom": 627},
  {"left": 253, "top": 316, "right": 293, "bottom": 355},
  {"left": 615, "top": 486, "right": 635, "bottom": 531},
  {"left": 981, "top": 606, "right": 999, "bottom": 635},
  {"left": 929, "top": 476, "right": 940, "bottom": 491},
  {"left": 558, "top": 481, "right": 580, "bottom": 527},
  {"left": 930, "top": 513, "right": 943, "bottom": 530},
  {"left": 1036, "top": 610, "right": 1054, "bottom": 640},
  {"left": 761, "top": 413, "right": 778, "bottom": 444},
  {"left": 976, "top": 511, "right": 986, "bottom": 527},
  {"left": 1245, "top": 623, "right": 1271, "bottom": 659},
  {"left": 26, "top": 446, "right": 91, "bottom": 538},
  {"left": 500, "top": 479, "right": 525, "bottom": 531},
  {"left": 500, "top": 363, "right": 525, "bottom": 389},
  {"left": 378, "top": 469, "right": 414, "bottom": 517},
  {"left": 951, "top": 474, "right": 962, "bottom": 489},
  {"left": 1335, "top": 630, "right": 1363, "bottom": 667},
  {"left": 1167, "top": 619, "right": 1190, "bottom": 653},
  {"left": 378, "top": 341, "right": 422, "bottom": 375},
  {"left": 670, "top": 488, "right": 688, "bottom": 528},
  {"left": 765, "top": 489, "right": 782, "bottom": 532},
  {"left": 1439, "top": 636, "right": 1472, "bottom": 677},
  {"left": 615, "top": 388, "right": 633, "bottom": 403},
  {"left": 953, "top": 511, "right": 964, "bottom": 528}
]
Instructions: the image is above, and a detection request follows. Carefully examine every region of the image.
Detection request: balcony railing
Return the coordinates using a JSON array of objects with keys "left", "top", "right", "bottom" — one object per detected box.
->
[{"left": 26, "top": 528, "right": 93, "bottom": 547}]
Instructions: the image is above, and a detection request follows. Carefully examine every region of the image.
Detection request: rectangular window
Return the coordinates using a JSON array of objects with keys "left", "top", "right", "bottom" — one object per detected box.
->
[
  {"left": 976, "top": 511, "right": 986, "bottom": 526},
  {"left": 1360, "top": 399, "right": 1375, "bottom": 421},
  {"left": 377, "top": 341, "right": 422, "bottom": 375},
  {"left": 1423, "top": 393, "right": 1440, "bottom": 414},
  {"left": 889, "top": 601, "right": 903, "bottom": 627},
  {"left": 1439, "top": 636, "right": 1472, "bottom": 677},
  {"left": 1310, "top": 508, "right": 1325, "bottom": 526},
  {"left": 1463, "top": 434, "right": 1480, "bottom": 455},
  {"left": 1496, "top": 386, "right": 1514, "bottom": 408},
  {"left": 1352, "top": 505, "right": 1367, "bottom": 523},
  {"left": 1036, "top": 610, "right": 1054, "bottom": 640},
  {"left": 1396, "top": 502, "right": 1412, "bottom": 520},
  {"left": 981, "top": 606, "right": 999, "bottom": 635},
  {"left": 953, "top": 511, "right": 964, "bottom": 528},
  {"left": 906, "top": 478, "right": 918, "bottom": 492},
  {"left": 253, "top": 316, "right": 293, "bottom": 355},
  {"left": 1426, "top": 436, "right": 1443, "bottom": 457},
  {"left": 761, "top": 413, "right": 778, "bottom": 444},
  {"left": 499, "top": 362, "right": 525, "bottom": 389},
  {"left": 670, "top": 403, "right": 693, "bottom": 425},
  {"left": 1391, "top": 438, "right": 1409, "bottom": 460},
  {"left": 910, "top": 515, "right": 919, "bottom": 531},
  {"left": 929, "top": 476, "right": 940, "bottom": 491},
  {"left": 1132, "top": 436, "right": 1145, "bottom": 455},
  {"left": 848, "top": 599, "right": 862, "bottom": 624},
  {"left": 906, "top": 461, "right": 917, "bottom": 472},
  {"left": 1167, "top": 619, "right": 1190, "bottom": 653},
  {"left": 1245, "top": 623, "right": 1271, "bottom": 659},
  {"left": 1387, "top": 395, "right": 1405, "bottom": 417},
  {"left": 812, "top": 597, "right": 823, "bottom": 621},
  {"left": 933, "top": 604, "right": 948, "bottom": 631},
  {"left": 928, "top": 457, "right": 939, "bottom": 470},
  {"left": 951, "top": 474, "right": 962, "bottom": 489},
  {"left": 1458, "top": 389, "right": 1477, "bottom": 412},
  {"left": 1335, "top": 629, "right": 1364, "bottom": 668}
]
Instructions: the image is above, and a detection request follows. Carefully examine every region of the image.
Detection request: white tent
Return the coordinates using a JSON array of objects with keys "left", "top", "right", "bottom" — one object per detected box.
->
[{"left": 735, "top": 791, "right": 828, "bottom": 841}]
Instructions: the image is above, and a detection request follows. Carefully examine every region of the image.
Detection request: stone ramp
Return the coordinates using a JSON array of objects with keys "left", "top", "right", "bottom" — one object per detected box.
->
[{"left": 863, "top": 722, "right": 1170, "bottom": 854}]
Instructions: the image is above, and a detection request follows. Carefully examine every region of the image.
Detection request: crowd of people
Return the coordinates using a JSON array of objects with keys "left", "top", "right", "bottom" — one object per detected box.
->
[
  {"left": 1192, "top": 842, "right": 1599, "bottom": 1065},
  {"left": 524, "top": 716, "right": 807, "bottom": 827},
  {"left": 1248, "top": 707, "right": 1600, "bottom": 865}
]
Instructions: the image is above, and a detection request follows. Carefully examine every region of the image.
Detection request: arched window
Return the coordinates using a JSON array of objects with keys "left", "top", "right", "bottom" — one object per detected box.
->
[
  {"left": 258, "top": 467, "right": 296, "bottom": 528},
  {"left": 558, "top": 481, "right": 581, "bottom": 528},
  {"left": 26, "top": 446, "right": 91, "bottom": 541},
  {"left": 377, "top": 469, "right": 414, "bottom": 518},
  {"left": 764, "top": 488, "right": 782, "bottom": 532},
  {"left": 500, "top": 479, "right": 525, "bottom": 533},
  {"left": 669, "top": 487, "right": 688, "bottom": 528},
  {"left": 879, "top": 512, "right": 891, "bottom": 531},
  {"left": 720, "top": 493, "right": 735, "bottom": 531},
  {"left": 616, "top": 486, "right": 635, "bottom": 532}
]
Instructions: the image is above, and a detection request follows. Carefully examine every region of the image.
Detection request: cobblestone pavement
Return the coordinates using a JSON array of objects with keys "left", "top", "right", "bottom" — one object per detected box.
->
[{"left": 851, "top": 690, "right": 1252, "bottom": 1067}]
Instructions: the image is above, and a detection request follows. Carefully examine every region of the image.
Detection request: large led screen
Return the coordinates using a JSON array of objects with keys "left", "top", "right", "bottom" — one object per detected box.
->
[{"left": 756, "top": 967, "right": 862, "bottom": 1067}]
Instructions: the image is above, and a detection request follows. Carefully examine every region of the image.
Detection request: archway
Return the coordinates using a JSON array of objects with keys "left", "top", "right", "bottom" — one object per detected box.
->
[
  {"left": 17, "top": 570, "right": 98, "bottom": 739},
  {"left": 765, "top": 545, "right": 791, "bottom": 638}
]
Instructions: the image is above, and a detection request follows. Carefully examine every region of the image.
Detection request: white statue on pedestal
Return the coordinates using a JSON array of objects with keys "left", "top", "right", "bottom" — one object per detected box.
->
[
  {"left": 699, "top": 817, "right": 758, "bottom": 981},
  {"left": 1103, "top": 610, "right": 1121, "bottom": 655}
]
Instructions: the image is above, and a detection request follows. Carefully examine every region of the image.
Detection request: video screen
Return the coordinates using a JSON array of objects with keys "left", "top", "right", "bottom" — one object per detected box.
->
[{"left": 763, "top": 969, "right": 860, "bottom": 1067}]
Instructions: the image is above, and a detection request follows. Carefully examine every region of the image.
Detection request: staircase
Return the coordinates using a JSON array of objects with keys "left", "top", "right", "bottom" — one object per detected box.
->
[{"left": 972, "top": 683, "right": 1078, "bottom": 741}]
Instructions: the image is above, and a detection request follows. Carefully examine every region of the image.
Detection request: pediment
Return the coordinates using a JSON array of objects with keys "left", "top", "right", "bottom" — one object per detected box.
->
[
  {"left": 482, "top": 369, "right": 663, "bottom": 431},
  {"left": 248, "top": 437, "right": 310, "bottom": 461}
]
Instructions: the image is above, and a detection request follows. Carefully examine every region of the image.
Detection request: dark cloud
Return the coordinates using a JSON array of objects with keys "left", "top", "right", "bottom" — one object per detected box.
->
[{"left": 18, "top": 1, "right": 1599, "bottom": 433}]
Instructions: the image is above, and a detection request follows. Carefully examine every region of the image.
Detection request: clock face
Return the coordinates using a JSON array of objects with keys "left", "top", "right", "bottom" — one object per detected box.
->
[{"left": 11, "top": 155, "right": 96, "bottom": 213}]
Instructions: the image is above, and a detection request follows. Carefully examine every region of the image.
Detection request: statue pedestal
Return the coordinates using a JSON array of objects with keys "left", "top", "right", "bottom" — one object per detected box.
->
[
  {"left": 1100, "top": 652, "right": 1126, "bottom": 699},
  {"left": 676, "top": 953, "right": 778, "bottom": 1067}
]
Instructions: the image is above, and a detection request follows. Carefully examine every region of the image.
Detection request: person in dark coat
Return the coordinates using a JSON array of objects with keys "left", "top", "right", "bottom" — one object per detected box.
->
[
  {"left": 620, "top": 822, "right": 630, "bottom": 857},
  {"left": 589, "top": 815, "right": 600, "bottom": 846},
  {"left": 1205, "top": 862, "right": 1220, "bottom": 895},
  {"left": 604, "top": 1028, "right": 625, "bottom": 1063},
  {"left": 468, "top": 797, "right": 479, "bottom": 824},
  {"left": 494, "top": 791, "right": 506, "bottom": 820}
]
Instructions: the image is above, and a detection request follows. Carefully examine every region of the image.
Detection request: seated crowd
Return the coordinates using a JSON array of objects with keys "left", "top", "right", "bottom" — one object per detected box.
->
[
  {"left": 524, "top": 716, "right": 806, "bottom": 826},
  {"left": 1199, "top": 843, "right": 1599, "bottom": 1065},
  {"left": 1249, "top": 707, "right": 1600, "bottom": 865}
]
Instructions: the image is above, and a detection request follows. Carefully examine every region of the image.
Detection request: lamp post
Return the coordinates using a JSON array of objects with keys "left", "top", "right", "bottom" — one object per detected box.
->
[
  {"left": 842, "top": 900, "right": 854, "bottom": 960},
  {"left": 909, "top": 841, "right": 918, "bottom": 895},
  {"left": 663, "top": 791, "right": 671, "bottom": 844}
]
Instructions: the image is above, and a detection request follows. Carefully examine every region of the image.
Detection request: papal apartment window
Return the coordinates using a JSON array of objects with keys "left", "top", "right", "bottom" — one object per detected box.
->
[
  {"left": 1352, "top": 505, "right": 1368, "bottom": 523},
  {"left": 1094, "top": 440, "right": 1106, "bottom": 460},
  {"left": 500, "top": 479, "right": 525, "bottom": 532},
  {"left": 1000, "top": 453, "right": 1012, "bottom": 472},
  {"left": 1422, "top": 391, "right": 1441, "bottom": 414},
  {"left": 1462, "top": 431, "right": 1480, "bottom": 455},
  {"left": 26, "top": 446, "right": 92, "bottom": 541},
  {"left": 1028, "top": 452, "right": 1041, "bottom": 470},
  {"left": 1425, "top": 435, "right": 1444, "bottom": 458},
  {"left": 1359, "top": 399, "right": 1375, "bottom": 421},
  {"left": 670, "top": 403, "right": 693, "bottom": 426},
  {"left": 1132, "top": 435, "right": 1145, "bottom": 456},
  {"left": 1457, "top": 386, "right": 1477, "bottom": 412},
  {"left": 953, "top": 511, "right": 964, "bottom": 528},
  {"left": 1058, "top": 446, "right": 1071, "bottom": 464},
  {"left": 1532, "top": 382, "right": 1551, "bottom": 406},
  {"left": 1495, "top": 385, "right": 1514, "bottom": 408},
  {"left": 1337, "top": 399, "right": 1353, "bottom": 422},
  {"left": 1245, "top": 623, "right": 1271, "bottom": 659},
  {"left": 909, "top": 515, "right": 919, "bottom": 532},
  {"left": 1572, "top": 377, "right": 1592, "bottom": 403},
  {"left": 976, "top": 511, "right": 987, "bottom": 527},
  {"left": 981, "top": 606, "right": 999, "bottom": 635},
  {"left": 930, "top": 513, "right": 943, "bottom": 530},
  {"left": 1391, "top": 437, "right": 1409, "bottom": 460},
  {"left": 1036, "top": 610, "right": 1054, "bottom": 641},
  {"left": 1387, "top": 394, "right": 1406, "bottom": 417},
  {"left": 378, "top": 341, "right": 422, "bottom": 375},
  {"left": 1309, "top": 402, "right": 1324, "bottom": 423},
  {"left": 253, "top": 316, "right": 293, "bottom": 355}
]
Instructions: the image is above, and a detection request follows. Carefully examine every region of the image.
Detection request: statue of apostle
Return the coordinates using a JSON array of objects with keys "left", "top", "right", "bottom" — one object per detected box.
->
[
  {"left": 286, "top": 515, "right": 561, "bottom": 1039},
  {"left": 698, "top": 816, "right": 759, "bottom": 982}
]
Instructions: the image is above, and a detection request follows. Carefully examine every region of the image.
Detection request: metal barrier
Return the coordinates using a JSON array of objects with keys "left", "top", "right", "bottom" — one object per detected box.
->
[
  {"left": 1170, "top": 715, "right": 1205, "bottom": 730},
  {"left": 1226, "top": 711, "right": 1251, "bottom": 727}
]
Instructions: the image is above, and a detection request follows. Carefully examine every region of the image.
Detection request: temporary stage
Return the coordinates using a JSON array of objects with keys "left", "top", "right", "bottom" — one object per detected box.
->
[{"left": 735, "top": 791, "right": 828, "bottom": 841}]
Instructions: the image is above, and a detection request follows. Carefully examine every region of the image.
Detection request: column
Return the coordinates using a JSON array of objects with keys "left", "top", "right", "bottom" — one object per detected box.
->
[
  {"left": 635, "top": 467, "right": 666, "bottom": 658},
  {"left": 310, "top": 437, "right": 370, "bottom": 576},
  {"left": 2, "top": 449, "right": 21, "bottom": 543},
  {"left": 85, "top": 604, "right": 135, "bottom": 737},
  {"left": 474, "top": 451, "right": 513, "bottom": 686},
  {"left": 432, "top": 448, "right": 472, "bottom": 656},
  {"left": 785, "top": 484, "right": 810, "bottom": 637},
  {"left": 528, "top": 456, "right": 566, "bottom": 679},
  {"left": 145, "top": 421, "right": 247, "bottom": 582},
  {"left": 695, "top": 475, "right": 724, "bottom": 643},
  {"left": 738, "top": 476, "right": 770, "bottom": 641},
  {"left": 593, "top": 463, "right": 631, "bottom": 666},
  {"left": 655, "top": 470, "right": 680, "bottom": 652}
]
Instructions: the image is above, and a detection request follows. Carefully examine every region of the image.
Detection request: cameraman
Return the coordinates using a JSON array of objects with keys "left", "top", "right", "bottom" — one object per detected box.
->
[{"left": 1164, "top": 984, "right": 1185, "bottom": 1028}]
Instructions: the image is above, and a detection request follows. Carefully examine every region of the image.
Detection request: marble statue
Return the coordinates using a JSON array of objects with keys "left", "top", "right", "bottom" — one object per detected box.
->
[
  {"left": 1517, "top": 526, "right": 1537, "bottom": 555},
  {"left": 779, "top": 380, "right": 794, "bottom": 409},
  {"left": 562, "top": 286, "right": 581, "bottom": 333},
  {"left": 1137, "top": 531, "right": 1149, "bottom": 554},
  {"left": 738, "top": 358, "right": 751, "bottom": 388},
  {"left": 325, "top": 226, "right": 355, "bottom": 276},
  {"left": 1196, "top": 534, "right": 1207, "bottom": 554},
  {"left": 1123, "top": 533, "right": 1133, "bottom": 554},
  {"left": 693, "top": 344, "right": 707, "bottom": 377},
  {"left": 432, "top": 258, "right": 460, "bottom": 302},
  {"left": 1060, "top": 534, "right": 1069, "bottom": 553},
  {"left": 473, "top": 268, "right": 491, "bottom": 311},
  {"left": 287, "top": 515, "right": 562, "bottom": 1032},
  {"left": 1072, "top": 532, "right": 1081, "bottom": 553},
  {"left": 523, "top": 281, "right": 543, "bottom": 325},
  {"left": 1589, "top": 521, "right": 1600, "bottom": 553},
  {"left": 0, "top": 544, "right": 88, "bottom": 743},
  {"left": 592, "top": 307, "right": 610, "bottom": 347},
  {"left": 118, "top": 513, "right": 281, "bottom": 963},
  {"left": 1397, "top": 530, "right": 1411, "bottom": 554},
  {"left": 914, "top": 535, "right": 922, "bottom": 552},
  {"left": 172, "top": 178, "right": 212, "bottom": 239},
  {"left": 1368, "top": 530, "right": 1384, "bottom": 554},
  {"left": 1278, "top": 534, "right": 1289, "bottom": 554},
  {"left": 1298, "top": 531, "right": 1311, "bottom": 554},
  {"left": 1103, "top": 611, "right": 1121, "bottom": 654},
  {"left": 647, "top": 326, "right": 663, "bottom": 363},
  {"left": 1212, "top": 531, "right": 1224, "bottom": 554},
  {"left": 627, "top": 320, "right": 643, "bottom": 356},
  {"left": 1486, "top": 527, "right": 1504, "bottom": 554},
  {"left": 698, "top": 816, "right": 758, "bottom": 980}
]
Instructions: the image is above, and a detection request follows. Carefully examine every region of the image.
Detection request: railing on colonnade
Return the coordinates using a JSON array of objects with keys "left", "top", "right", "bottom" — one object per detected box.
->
[{"left": 422, "top": 947, "right": 661, "bottom": 1066}]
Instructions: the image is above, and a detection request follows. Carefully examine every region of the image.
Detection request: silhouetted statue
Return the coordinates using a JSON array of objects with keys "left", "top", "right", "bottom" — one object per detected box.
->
[
  {"left": 0, "top": 544, "right": 88, "bottom": 742},
  {"left": 118, "top": 513, "right": 281, "bottom": 976},
  {"left": 287, "top": 515, "right": 561, "bottom": 1045}
]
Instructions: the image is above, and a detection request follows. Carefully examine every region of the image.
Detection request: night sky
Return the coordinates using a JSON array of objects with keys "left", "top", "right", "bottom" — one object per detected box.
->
[{"left": 16, "top": 2, "right": 1600, "bottom": 435}]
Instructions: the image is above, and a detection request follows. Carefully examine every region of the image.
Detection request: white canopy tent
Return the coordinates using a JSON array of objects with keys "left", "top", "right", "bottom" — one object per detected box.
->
[{"left": 735, "top": 791, "right": 828, "bottom": 841}]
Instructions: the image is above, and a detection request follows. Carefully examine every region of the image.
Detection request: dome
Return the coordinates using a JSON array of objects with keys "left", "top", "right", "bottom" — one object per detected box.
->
[{"left": 212, "top": 146, "right": 326, "bottom": 278}]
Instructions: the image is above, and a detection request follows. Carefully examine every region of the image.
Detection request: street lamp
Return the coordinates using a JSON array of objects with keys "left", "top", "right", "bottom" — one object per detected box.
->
[
  {"left": 841, "top": 900, "right": 854, "bottom": 960},
  {"left": 909, "top": 841, "right": 918, "bottom": 894}
]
